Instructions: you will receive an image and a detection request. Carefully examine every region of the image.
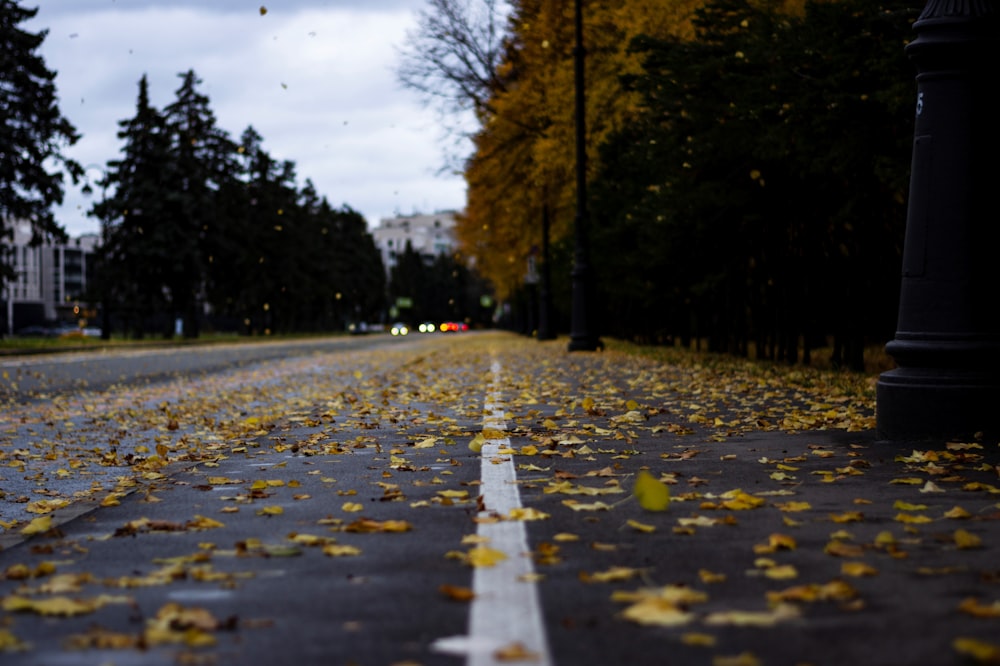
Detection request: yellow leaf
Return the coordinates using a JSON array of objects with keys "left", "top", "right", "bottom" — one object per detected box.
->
[
  {"left": 829, "top": 511, "right": 864, "bottom": 523},
  {"left": 626, "top": 519, "right": 656, "bottom": 533},
  {"left": 437, "top": 490, "right": 469, "bottom": 499},
  {"left": 581, "top": 566, "right": 644, "bottom": 583},
  {"left": 775, "top": 501, "right": 811, "bottom": 512},
  {"left": 953, "top": 637, "right": 1000, "bottom": 662},
  {"left": 256, "top": 506, "right": 284, "bottom": 516},
  {"left": 633, "top": 470, "right": 669, "bottom": 512},
  {"left": 894, "top": 513, "right": 933, "bottom": 524},
  {"left": 344, "top": 518, "right": 411, "bottom": 533},
  {"left": 561, "top": 500, "right": 612, "bottom": 512},
  {"left": 944, "top": 506, "right": 972, "bottom": 519},
  {"left": 25, "top": 499, "right": 70, "bottom": 514},
  {"left": 893, "top": 500, "right": 928, "bottom": 511},
  {"left": 341, "top": 502, "right": 364, "bottom": 512},
  {"left": 188, "top": 515, "right": 224, "bottom": 530},
  {"left": 620, "top": 597, "right": 694, "bottom": 626},
  {"left": 703, "top": 604, "right": 800, "bottom": 627},
  {"left": 466, "top": 546, "right": 507, "bottom": 568},
  {"left": 20, "top": 515, "right": 52, "bottom": 536},
  {"left": 469, "top": 433, "right": 485, "bottom": 453},
  {"left": 322, "top": 544, "right": 361, "bottom": 557},
  {"left": 841, "top": 561, "right": 878, "bottom": 577},
  {"left": 889, "top": 477, "right": 924, "bottom": 485},
  {"left": 954, "top": 529, "right": 982, "bottom": 550},
  {"left": 207, "top": 476, "right": 241, "bottom": 485},
  {"left": 3, "top": 594, "right": 116, "bottom": 616},
  {"left": 439, "top": 584, "right": 475, "bottom": 602},
  {"left": 0, "top": 628, "right": 28, "bottom": 650},
  {"left": 552, "top": 532, "right": 580, "bottom": 542},
  {"left": 698, "top": 569, "right": 726, "bottom": 584},
  {"left": 681, "top": 632, "right": 716, "bottom": 647},
  {"left": 824, "top": 541, "right": 864, "bottom": 558},
  {"left": 494, "top": 642, "right": 540, "bottom": 662},
  {"left": 720, "top": 489, "right": 764, "bottom": 510},
  {"left": 763, "top": 564, "right": 798, "bottom": 580},
  {"left": 508, "top": 507, "right": 549, "bottom": 521},
  {"left": 958, "top": 598, "right": 1000, "bottom": 618}
]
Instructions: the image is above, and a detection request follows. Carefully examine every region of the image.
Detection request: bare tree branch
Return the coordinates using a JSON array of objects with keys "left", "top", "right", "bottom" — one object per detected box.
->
[{"left": 396, "top": 0, "right": 509, "bottom": 122}]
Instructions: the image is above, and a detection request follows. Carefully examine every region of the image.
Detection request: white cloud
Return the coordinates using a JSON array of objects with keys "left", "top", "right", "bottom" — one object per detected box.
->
[{"left": 27, "top": 1, "right": 470, "bottom": 235}]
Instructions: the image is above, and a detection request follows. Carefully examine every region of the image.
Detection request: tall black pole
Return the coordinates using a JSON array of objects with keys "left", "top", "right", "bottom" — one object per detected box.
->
[
  {"left": 568, "top": 0, "right": 601, "bottom": 351},
  {"left": 876, "top": 1, "right": 1000, "bottom": 441}
]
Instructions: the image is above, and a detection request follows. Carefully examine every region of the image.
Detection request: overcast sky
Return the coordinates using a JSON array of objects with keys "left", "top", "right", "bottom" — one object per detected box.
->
[{"left": 25, "top": 0, "right": 471, "bottom": 237}]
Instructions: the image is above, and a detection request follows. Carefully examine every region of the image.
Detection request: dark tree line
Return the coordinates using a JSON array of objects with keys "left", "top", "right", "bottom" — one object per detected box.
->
[
  {"left": 90, "top": 71, "right": 387, "bottom": 338},
  {"left": 0, "top": 1, "right": 80, "bottom": 283},
  {"left": 585, "top": 0, "right": 919, "bottom": 370},
  {"left": 387, "top": 240, "right": 493, "bottom": 327}
]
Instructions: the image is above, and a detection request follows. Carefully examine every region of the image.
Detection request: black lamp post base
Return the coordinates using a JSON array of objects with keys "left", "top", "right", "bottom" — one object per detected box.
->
[{"left": 876, "top": 367, "right": 1000, "bottom": 442}]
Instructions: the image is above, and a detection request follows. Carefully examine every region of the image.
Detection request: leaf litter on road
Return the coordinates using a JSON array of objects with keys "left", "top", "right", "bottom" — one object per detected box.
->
[{"left": 0, "top": 332, "right": 998, "bottom": 663}]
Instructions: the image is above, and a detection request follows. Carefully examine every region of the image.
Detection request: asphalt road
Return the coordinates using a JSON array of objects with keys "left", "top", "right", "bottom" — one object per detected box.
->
[
  {"left": 0, "top": 332, "right": 998, "bottom": 666},
  {"left": 0, "top": 335, "right": 402, "bottom": 400}
]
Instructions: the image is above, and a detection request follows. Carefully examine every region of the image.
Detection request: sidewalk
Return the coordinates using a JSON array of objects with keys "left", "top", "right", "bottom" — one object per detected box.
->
[{"left": 0, "top": 332, "right": 997, "bottom": 665}]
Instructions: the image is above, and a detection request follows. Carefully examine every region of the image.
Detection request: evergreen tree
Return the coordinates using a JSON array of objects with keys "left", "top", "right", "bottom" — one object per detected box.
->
[
  {"left": 162, "top": 70, "right": 237, "bottom": 337},
  {"left": 91, "top": 75, "right": 173, "bottom": 338},
  {"left": 0, "top": 0, "right": 80, "bottom": 283}
]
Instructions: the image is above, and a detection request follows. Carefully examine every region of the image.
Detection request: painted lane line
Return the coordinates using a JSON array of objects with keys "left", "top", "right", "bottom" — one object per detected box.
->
[{"left": 467, "top": 359, "right": 553, "bottom": 666}]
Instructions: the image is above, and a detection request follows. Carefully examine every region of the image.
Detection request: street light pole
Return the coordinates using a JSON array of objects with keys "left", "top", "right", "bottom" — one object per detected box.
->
[
  {"left": 876, "top": 2, "right": 1000, "bottom": 441},
  {"left": 567, "top": 0, "right": 601, "bottom": 352}
]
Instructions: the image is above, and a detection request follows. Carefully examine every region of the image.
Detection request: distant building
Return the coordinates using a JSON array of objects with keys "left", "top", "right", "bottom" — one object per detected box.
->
[
  {"left": 371, "top": 211, "right": 459, "bottom": 275},
  {"left": 2, "top": 221, "right": 100, "bottom": 334}
]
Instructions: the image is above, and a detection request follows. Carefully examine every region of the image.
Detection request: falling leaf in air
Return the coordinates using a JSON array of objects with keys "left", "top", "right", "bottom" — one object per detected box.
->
[
  {"left": 259, "top": 6, "right": 267, "bottom": 15},
  {"left": 633, "top": 470, "right": 669, "bottom": 511}
]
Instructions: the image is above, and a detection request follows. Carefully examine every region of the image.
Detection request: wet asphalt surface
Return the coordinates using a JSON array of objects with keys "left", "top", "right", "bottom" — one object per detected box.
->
[{"left": 0, "top": 332, "right": 998, "bottom": 666}]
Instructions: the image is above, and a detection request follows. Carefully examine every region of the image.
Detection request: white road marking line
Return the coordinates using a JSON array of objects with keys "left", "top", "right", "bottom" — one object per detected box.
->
[{"left": 466, "top": 359, "right": 553, "bottom": 666}]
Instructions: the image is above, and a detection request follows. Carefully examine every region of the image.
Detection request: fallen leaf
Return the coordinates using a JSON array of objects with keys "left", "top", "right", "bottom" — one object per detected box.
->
[
  {"left": 954, "top": 529, "right": 983, "bottom": 550},
  {"left": 953, "top": 636, "right": 1000, "bottom": 663},
  {"left": 20, "top": 516, "right": 53, "bottom": 536},
  {"left": 466, "top": 545, "right": 507, "bottom": 568},
  {"left": 958, "top": 597, "right": 1000, "bottom": 618},
  {"left": 439, "top": 584, "right": 475, "bottom": 601}
]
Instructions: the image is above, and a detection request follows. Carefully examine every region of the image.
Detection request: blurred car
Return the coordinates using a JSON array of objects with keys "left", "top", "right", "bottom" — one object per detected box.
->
[
  {"left": 439, "top": 321, "right": 468, "bottom": 332},
  {"left": 390, "top": 322, "right": 409, "bottom": 336},
  {"left": 418, "top": 322, "right": 436, "bottom": 333}
]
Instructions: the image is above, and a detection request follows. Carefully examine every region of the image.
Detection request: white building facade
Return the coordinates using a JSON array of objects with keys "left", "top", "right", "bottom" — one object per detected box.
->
[
  {"left": 371, "top": 211, "right": 459, "bottom": 274},
  {"left": 2, "top": 221, "right": 100, "bottom": 334}
]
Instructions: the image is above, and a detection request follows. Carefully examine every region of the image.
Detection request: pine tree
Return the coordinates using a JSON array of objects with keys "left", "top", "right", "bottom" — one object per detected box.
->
[
  {"left": 91, "top": 75, "right": 173, "bottom": 338},
  {"left": 162, "top": 70, "right": 237, "bottom": 337},
  {"left": 0, "top": 0, "right": 80, "bottom": 282}
]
